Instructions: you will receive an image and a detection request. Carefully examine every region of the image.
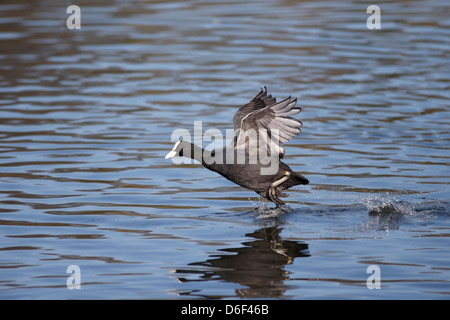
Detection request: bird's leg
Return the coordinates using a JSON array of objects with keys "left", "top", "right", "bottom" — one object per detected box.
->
[
  {"left": 268, "top": 187, "right": 285, "bottom": 207},
  {"left": 271, "top": 171, "right": 290, "bottom": 188},
  {"left": 268, "top": 171, "right": 290, "bottom": 206}
]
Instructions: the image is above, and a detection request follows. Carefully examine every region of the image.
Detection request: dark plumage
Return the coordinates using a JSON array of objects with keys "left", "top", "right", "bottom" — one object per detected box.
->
[{"left": 165, "top": 87, "right": 309, "bottom": 207}]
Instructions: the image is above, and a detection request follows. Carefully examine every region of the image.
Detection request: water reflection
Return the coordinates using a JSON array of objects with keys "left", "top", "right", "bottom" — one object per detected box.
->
[{"left": 171, "top": 226, "right": 309, "bottom": 298}]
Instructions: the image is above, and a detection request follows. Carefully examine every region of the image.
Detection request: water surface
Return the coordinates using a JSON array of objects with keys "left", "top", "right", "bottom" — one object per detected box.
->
[{"left": 0, "top": 0, "right": 449, "bottom": 299}]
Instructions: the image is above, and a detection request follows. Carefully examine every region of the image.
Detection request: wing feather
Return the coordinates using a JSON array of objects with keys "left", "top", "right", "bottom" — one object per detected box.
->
[{"left": 234, "top": 90, "right": 303, "bottom": 158}]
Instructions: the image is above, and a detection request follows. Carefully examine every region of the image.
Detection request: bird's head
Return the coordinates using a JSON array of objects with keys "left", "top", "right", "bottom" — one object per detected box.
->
[{"left": 164, "top": 139, "right": 185, "bottom": 159}]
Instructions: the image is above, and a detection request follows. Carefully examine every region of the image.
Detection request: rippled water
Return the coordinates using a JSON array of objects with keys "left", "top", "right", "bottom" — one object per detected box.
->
[{"left": 0, "top": 0, "right": 449, "bottom": 299}]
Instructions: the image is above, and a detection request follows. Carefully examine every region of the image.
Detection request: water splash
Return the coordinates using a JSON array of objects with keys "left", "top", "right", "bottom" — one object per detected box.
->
[
  {"left": 251, "top": 200, "right": 293, "bottom": 219},
  {"left": 358, "top": 194, "right": 450, "bottom": 233},
  {"left": 362, "top": 194, "right": 416, "bottom": 216}
]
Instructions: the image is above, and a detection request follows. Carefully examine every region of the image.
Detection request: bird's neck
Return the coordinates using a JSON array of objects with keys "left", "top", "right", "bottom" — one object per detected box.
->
[{"left": 183, "top": 141, "right": 211, "bottom": 166}]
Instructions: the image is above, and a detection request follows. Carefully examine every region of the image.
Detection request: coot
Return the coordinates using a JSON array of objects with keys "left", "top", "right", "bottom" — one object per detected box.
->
[{"left": 165, "top": 87, "right": 309, "bottom": 206}]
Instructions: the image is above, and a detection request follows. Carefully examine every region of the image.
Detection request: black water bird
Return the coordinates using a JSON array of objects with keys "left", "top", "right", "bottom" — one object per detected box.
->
[{"left": 165, "top": 87, "right": 309, "bottom": 206}]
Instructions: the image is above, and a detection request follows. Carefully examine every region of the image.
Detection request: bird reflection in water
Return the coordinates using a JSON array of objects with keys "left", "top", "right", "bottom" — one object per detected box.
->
[{"left": 171, "top": 226, "right": 310, "bottom": 298}]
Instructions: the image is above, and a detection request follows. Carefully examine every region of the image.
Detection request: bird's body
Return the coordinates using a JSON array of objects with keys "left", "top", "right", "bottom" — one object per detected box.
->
[
  {"left": 165, "top": 87, "right": 309, "bottom": 207},
  {"left": 207, "top": 157, "right": 309, "bottom": 206}
]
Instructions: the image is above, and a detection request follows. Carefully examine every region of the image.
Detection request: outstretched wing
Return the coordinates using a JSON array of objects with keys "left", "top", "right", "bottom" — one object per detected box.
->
[
  {"left": 232, "top": 86, "right": 276, "bottom": 132},
  {"left": 234, "top": 91, "right": 302, "bottom": 158}
]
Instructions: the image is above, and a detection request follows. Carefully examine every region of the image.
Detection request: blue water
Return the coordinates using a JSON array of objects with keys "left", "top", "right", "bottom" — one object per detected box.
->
[{"left": 0, "top": 0, "right": 449, "bottom": 299}]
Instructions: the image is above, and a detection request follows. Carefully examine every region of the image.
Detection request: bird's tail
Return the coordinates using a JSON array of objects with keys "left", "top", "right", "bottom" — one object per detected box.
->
[{"left": 292, "top": 172, "right": 309, "bottom": 185}]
